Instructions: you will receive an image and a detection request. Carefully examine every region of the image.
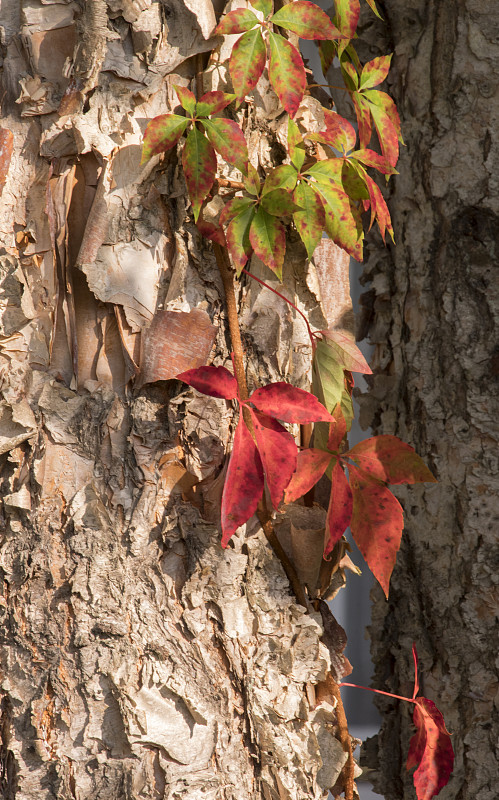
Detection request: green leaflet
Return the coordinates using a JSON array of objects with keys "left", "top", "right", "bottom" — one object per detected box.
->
[
  {"left": 262, "top": 164, "right": 298, "bottom": 194},
  {"left": 270, "top": 1, "right": 340, "bottom": 41},
  {"left": 249, "top": 206, "right": 286, "bottom": 279},
  {"left": 312, "top": 338, "right": 354, "bottom": 457},
  {"left": 141, "top": 114, "right": 190, "bottom": 163},
  {"left": 292, "top": 181, "right": 325, "bottom": 259},
  {"left": 250, "top": 0, "right": 272, "bottom": 16},
  {"left": 287, "top": 118, "right": 306, "bottom": 170},
  {"left": 268, "top": 31, "right": 306, "bottom": 117},
  {"left": 226, "top": 205, "right": 256, "bottom": 275},
  {"left": 202, "top": 118, "right": 248, "bottom": 173},
  {"left": 261, "top": 188, "right": 302, "bottom": 216},
  {"left": 182, "top": 126, "right": 217, "bottom": 222},
  {"left": 229, "top": 27, "right": 266, "bottom": 103}
]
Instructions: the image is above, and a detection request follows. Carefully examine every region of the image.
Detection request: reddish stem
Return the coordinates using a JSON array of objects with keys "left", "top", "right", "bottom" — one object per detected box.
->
[
  {"left": 339, "top": 682, "right": 416, "bottom": 705},
  {"left": 242, "top": 267, "right": 318, "bottom": 349}
]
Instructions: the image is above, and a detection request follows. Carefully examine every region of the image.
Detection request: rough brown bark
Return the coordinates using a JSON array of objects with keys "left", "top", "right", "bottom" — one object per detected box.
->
[
  {"left": 354, "top": 2, "right": 499, "bottom": 798},
  {"left": 0, "top": 2, "right": 356, "bottom": 798}
]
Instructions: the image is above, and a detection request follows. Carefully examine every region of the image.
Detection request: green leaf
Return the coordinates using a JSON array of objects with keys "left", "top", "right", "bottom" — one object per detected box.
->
[
  {"left": 341, "top": 59, "right": 359, "bottom": 90},
  {"left": 287, "top": 118, "right": 306, "bottom": 170},
  {"left": 250, "top": 0, "right": 272, "bottom": 16},
  {"left": 220, "top": 196, "right": 255, "bottom": 227},
  {"left": 215, "top": 8, "right": 260, "bottom": 35},
  {"left": 292, "top": 181, "right": 325, "bottom": 259},
  {"left": 320, "top": 330, "right": 372, "bottom": 374},
  {"left": 312, "top": 338, "right": 354, "bottom": 457},
  {"left": 341, "top": 160, "right": 370, "bottom": 200},
  {"left": 202, "top": 118, "right": 249, "bottom": 173},
  {"left": 319, "top": 40, "right": 336, "bottom": 75},
  {"left": 364, "top": 0, "right": 383, "bottom": 20},
  {"left": 195, "top": 91, "right": 236, "bottom": 117},
  {"left": 359, "top": 54, "right": 392, "bottom": 90},
  {"left": 352, "top": 91, "right": 373, "bottom": 149},
  {"left": 271, "top": 1, "right": 342, "bottom": 41},
  {"left": 262, "top": 164, "right": 298, "bottom": 194},
  {"left": 226, "top": 204, "right": 256, "bottom": 275},
  {"left": 249, "top": 206, "right": 286, "bottom": 278},
  {"left": 141, "top": 114, "right": 190, "bottom": 163},
  {"left": 305, "top": 158, "right": 343, "bottom": 187},
  {"left": 229, "top": 27, "right": 266, "bottom": 104},
  {"left": 334, "top": 0, "right": 360, "bottom": 46},
  {"left": 354, "top": 163, "right": 394, "bottom": 241},
  {"left": 261, "top": 188, "right": 301, "bottom": 216},
  {"left": 182, "top": 126, "right": 217, "bottom": 222},
  {"left": 313, "top": 182, "right": 364, "bottom": 261},
  {"left": 244, "top": 163, "right": 261, "bottom": 196},
  {"left": 362, "top": 90, "right": 402, "bottom": 166},
  {"left": 174, "top": 85, "right": 197, "bottom": 116},
  {"left": 268, "top": 31, "right": 306, "bottom": 117}
]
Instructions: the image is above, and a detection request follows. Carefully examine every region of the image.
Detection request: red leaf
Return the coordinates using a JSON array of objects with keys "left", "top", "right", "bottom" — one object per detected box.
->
[
  {"left": 196, "top": 219, "right": 226, "bottom": 246},
  {"left": 292, "top": 181, "right": 325, "bottom": 259},
  {"left": 270, "top": 1, "right": 342, "bottom": 40},
  {"left": 215, "top": 8, "right": 260, "bottom": 36},
  {"left": 360, "top": 55, "right": 392, "bottom": 90},
  {"left": 407, "top": 698, "right": 454, "bottom": 800},
  {"left": 202, "top": 117, "right": 249, "bottom": 173},
  {"left": 364, "top": 96, "right": 400, "bottom": 166},
  {"left": 249, "top": 206, "right": 286, "bottom": 278},
  {"left": 182, "top": 127, "right": 217, "bottom": 221},
  {"left": 348, "top": 463, "right": 404, "bottom": 597},
  {"left": 361, "top": 172, "right": 394, "bottom": 241},
  {"left": 324, "top": 459, "right": 353, "bottom": 556},
  {"left": 352, "top": 148, "right": 397, "bottom": 175},
  {"left": 177, "top": 365, "right": 238, "bottom": 400},
  {"left": 220, "top": 196, "right": 255, "bottom": 227},
  {"left": 229, "top": 27, "right": 266, "bottom": 104},
  {"left": 174, "top": 84, "right": 196, "bottom": 115},
  {"left": 221, "top": 416, "right": 264, "bottom": 546},
  {"left": 314, "top": 183, "right": 364, "bottom": 261},
  {"left": 322, "top": 109, "right": 357, "bottom": 153},
  {"left": 141, "top": 114, "right": 190, "bottom": 163},
  {"left": 195, "top": 91, "right": 236, "bottom": 117},
  {"left": 250, "top": 383, "right": 333, "bottom": 423},
  {"left": 284, "top": 448, "right": 332, "bottom": 503},
  {"left": 327, "top": 404, "right": 348, "bottom": 451},
  {"left": 321, "top": 329, "right": 372, "bottom": 374},
  {"left": 249, "top": 408, "right": 297, "bottom": 509},
  {"left": 347, "top": 435, "right": 437, "bottom": 485},
  {"left": 268, "top": 32, "right": 306, "bottom": 117},
  {"left": 352, "top": 92, "right": 373, "bottom": 150}
]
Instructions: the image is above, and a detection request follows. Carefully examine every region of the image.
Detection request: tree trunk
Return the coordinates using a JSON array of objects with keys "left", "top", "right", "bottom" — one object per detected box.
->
[
  {"left": 0, "top": 2, "right": 354, "bottom": 798},
  {"left": 355, "top": 2, "right": 499, "bottom": 798}
]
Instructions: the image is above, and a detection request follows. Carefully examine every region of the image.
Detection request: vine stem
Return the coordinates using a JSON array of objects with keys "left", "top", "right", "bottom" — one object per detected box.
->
[
  {"left": 327, "top": 675, "right": 355, "bottom": 800},
  {"left": 212, "top": 243, "right": 309, "bottom": 610}
]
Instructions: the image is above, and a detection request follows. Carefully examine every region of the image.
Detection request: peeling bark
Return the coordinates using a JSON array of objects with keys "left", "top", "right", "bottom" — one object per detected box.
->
[
  {"left": 354, "top": 2, "right": 499, "bottom": 798},
  {"left": 0, "top": 2, "right": 357, "bottom": 797}
]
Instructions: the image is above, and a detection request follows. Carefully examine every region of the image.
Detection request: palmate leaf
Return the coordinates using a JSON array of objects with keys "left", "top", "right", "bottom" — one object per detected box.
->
[
  {"left": 348, "top": 463, "right": 404, "bottom": 598},
  {"left": 174, "top": 85, "right": 197, "bottom": 115},
  {"left": 322, "top": 109, "right": 357, "bottom": 153},
  {"left": 262, "top": 164, "right": 298, "bottom": 194},
  {"left": 313, "top": 182, "right": 364, "bottom": 261},
  {"left": 312, "top": 338, "right": 354, "bottom": 432},
  {"left": 230, "top": 27, "right": 266, "bottom": 104},
  {"left": 202, "top": 117, "right": 249, "bottom": 173},
  {"left": 250, "top": 0, "right": 272, "bottom": 15},
  {"left": 226, "top": 204, "right": 256, "bottom": 274},
  {"left": 305, "top": 157, "right": 343, "bottom": 188},
  {"left": 221, "top": 415, "right": 264, "bottom": 546},
  {"left": 334, "top": 0, "right": 360, "bottom": 52},
  {"left": 141, "top": 114, "right": 190, "bottom": 163},
  {"left": 261, "top": 188, "right": 302, "bottom": 216},
  {"left": 195, "top": 90, "right": 235, "bottom": 117},
  {"left": 325, "top": 459, "right": 353, "bottom": 556},
  {"left": 287, "top": 118, "right": 306, "bottom": 170},
  {"left": 407, "top": 698, "right": 454, "bottom": 800},
  {"left": 359, "top": 54, "right": 392, "bottom": 90},
  {"left": 268, "top": 32, "right": 306, "bottom": 117},
  {"left": 215, "top": 8, "right": 260, "bottom": 36},
  {"left": 249, "top": 408, "right": 298, "bottom": 509},
  {"left": 352, "top": 91, "right": 373, "bottom": 149},
  {"left": 249, "top": 206, "right": 286, "bottom": 278},
  {"left": 270, "top": 1, "right": 342, "bottom": 40},
  {"left": 251, "top": 382, "right": 333, "bottom": 423},
  {"left": 292, "top": 181, "right": 325, "bottom": 259},
  {"left": 347, "top": 435, "right": 437, "bottom": 485},
  {"left": 182, "top": 126, "right": 217, "bottom": 221}
]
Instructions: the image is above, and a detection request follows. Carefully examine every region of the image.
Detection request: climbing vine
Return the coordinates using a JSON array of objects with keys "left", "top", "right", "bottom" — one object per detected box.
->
[{"left": 141, "top": 2, "right": 453, "bottom": 798}]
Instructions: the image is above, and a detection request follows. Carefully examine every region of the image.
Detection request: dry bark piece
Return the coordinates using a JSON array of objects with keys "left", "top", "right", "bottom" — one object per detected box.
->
[{"left": 137, "top": 308, "right": 216, "bottom": 387}]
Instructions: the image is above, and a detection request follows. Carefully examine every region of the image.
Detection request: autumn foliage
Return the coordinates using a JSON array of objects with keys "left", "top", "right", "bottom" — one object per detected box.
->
[{"left": 141, "top": 0, "right": 453, "bottom": 796}]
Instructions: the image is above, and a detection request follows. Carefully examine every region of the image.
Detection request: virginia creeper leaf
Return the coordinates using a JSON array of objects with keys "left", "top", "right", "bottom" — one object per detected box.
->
[
  {"left": 292, "top": 181, "right": 325, "bottom": 259},
  {"left": 202, "top": 117, "right": 249, "bottom": 173},
  {"left": 268, "top": 32, "right": 306, "bottom": 117},
  {"left": 244, "top": 162, "right": 261, "bottom": 196},
  {"left": 230, "top": 27, "right": 266, "bottom": 103},
  {"left": 250, "top": 0, "right": 272, "bottom": 16},
  {"left": 226, "top": 204, "right": 256, "bottom": 274},
  {"left": 215, "top": 8, "right": 260, "bottom": 36},
  {"left": 321, "top": 329, "right": 372, "bottom": 374},
  {"left": 359, "top": 54, "right": 392, "bottom": 90},
  {"left": 305, "top": 158, "right": 343, "bottom": 187},
  {"left": 312, "top": 338, "right": 354, "bottom": 431},
  {"left": 249, "top": 408, "right": 297, "bottom": 509},
  {"left": 364, "top": 96, "right": 399, "bottom": 166},
  {"left": 324, "top": 459, "right": 353, "bottom": 556},
  {"left": 182, "top": 126, "right": 217, "bottom": 221},
  {"left": 249, "top": 206, "right": 286, "bottom": 278},
  {"left": 352, "top": 92, "right": 373, "bottom": 149},
  {"left": 362, "top": 171, "right": 394, "bottom": 240},
  {"left": 220, "top": 196, "right": 255, "bottom": 227},
  {"left": 262, "top": 164, "right": 298, "bottom": 194},
  {"left": 363, "top": 89, "right": 403, "bottom": 143},
  {"left": 270, "top": 1, "right": 342, "bottom": 40},
  {"left": 364, "top": 0, "right": 382, "bottom": 19},
  {"left": 341, "top": 59, "right": 359, "bottom": 90},
  {"left": 334, "top": 0, "right": 360, "bottom": 48},
  {"left": 196, "top": 218, "right": 226, "bottom": 246},
  {"left": 348, "top": 463, "right": 404, "bottom": 598},
  {"left": 322, "top": 109, "right": 357, "bottom": 153},
  {"left": 250, "top": 383, "right": 333, "bottom": 423},
  {"left": 315, "top": 182, "right": 364, "bottom": 261},
  {"left": 221, "top": 415, "right": 264, "bottom": 546},
  {"left": 141, "top": 114, "right": 190, "bottom": 163},
  {"left": 287, "top": 118, "right": 306, "bottom": 170},
  {"left": 347, "top": 435, "right": 437, "bottom": 485},
  {"left": 407, "top": 698, "right": 454, "bottom": 800},
  {"left": 174, "top": 85, "right": 196, "bottom": 115},
  {"left": 177, "top": 365, "right": 238, "bottom": 400},
  {"left": 261, "top": 188, "right": 302, "bottom": 216},
  {"left": 342, "top": 160, "right": 370, "bottom": 200},
  {"left": 352, "top": 148, "right": 397, "bottom": 175},
  {"left": 319, "top": 40, "right": 336, "bottom": 74},
  {"left": 327, "top": 403, "right": 348, "bottom": 451},
  {"left": 285, "top": 448, "right": 332, "bottom": 503},
  {"left": 195, "top": 91, "right": 236, "bottom": 117}
]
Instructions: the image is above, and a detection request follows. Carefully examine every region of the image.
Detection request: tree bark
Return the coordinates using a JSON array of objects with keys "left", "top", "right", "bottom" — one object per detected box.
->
[
  {"left": 355, "top": 2, "right": 499, "bottom": 798},
  {"left": 0, "top": 2, "right": 354, "bottom": 798}
]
